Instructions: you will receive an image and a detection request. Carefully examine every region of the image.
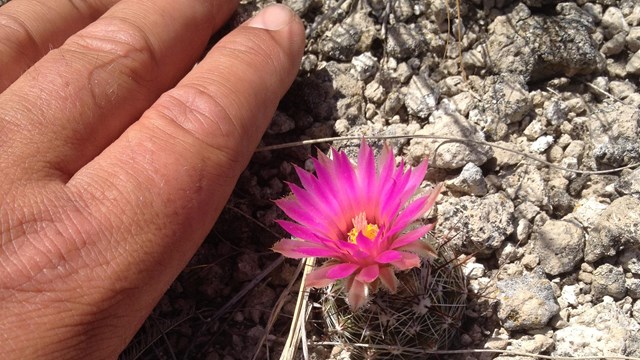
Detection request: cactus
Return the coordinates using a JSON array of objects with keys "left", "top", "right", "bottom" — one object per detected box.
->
[{"left": 320, "top": 236, "right": 467, "bottom": 359}]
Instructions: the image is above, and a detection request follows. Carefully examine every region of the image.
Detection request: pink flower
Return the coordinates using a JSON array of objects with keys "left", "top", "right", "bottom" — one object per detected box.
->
[{"left": 272, "top": 141, "right": 442, "bottom": 310}]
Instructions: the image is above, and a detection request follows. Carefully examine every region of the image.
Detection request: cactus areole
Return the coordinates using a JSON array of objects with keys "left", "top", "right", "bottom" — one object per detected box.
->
[{"left": 272, "top": 141, "right": 442, "bottom": 310}]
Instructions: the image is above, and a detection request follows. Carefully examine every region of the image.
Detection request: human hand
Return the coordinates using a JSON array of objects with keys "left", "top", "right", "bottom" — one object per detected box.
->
[{"left": 0, "top": 1, "right": 304, "bottom": 358}]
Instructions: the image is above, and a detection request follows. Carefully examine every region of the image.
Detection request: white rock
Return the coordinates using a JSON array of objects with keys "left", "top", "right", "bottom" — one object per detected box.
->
[
  {"left": 523, "top": 120, "right": 545, "bottom": 140},
  {"left": 504, "top": 167, "right": 549, "bottom": 208},
  {"left": 602, "top": 7, "right": 630, "bottom": 38},
  {"left": 561, "top": 285, "right": 579, "bottom": 307},
  {"left": 445, "top": 162, "right": 488, "bottom": 196},
  {"left": 586, "top": 196, "right": 640, "bottom": 262},
  {"left": 408, "top": 111, "right": 493, "bottom": 169},
  {"left": 563, "top": 140, "right": 586, "bottom": 159},
  {"left": 350, "top": 52, "right": 379, "bottom": 81},
  {"left": 627, "top": 50, "right": 640, "bottom": 75},
  {"left": 516, "top": 219, "right": 532, "bottom": 242},
  {"left": 560, "top": 157, "right": 579, "bottom": 180},
  {"left": 464, "top": 262, "right": 486, "bottom": 279},
  {"left": 508, "top": 334, "right": 554, "bottom": 354},
  {"left": 533, "top": 220, "right": 585, "bottom": 276},
  {"left": 530, "top": 135, "right": 555, "bottom": 153},
  {"left": 627, "top": 278, "right": 640, "bottom": 299},
  {"left": 544, "top": 99, "right": 568, "bottom": 126},
  {"left": 449, "top": 92, "right": 476, "bottom": 116},
  {"left": 334, "top": 119, "right": 350, "bottom": 136},
  {"left": 582, "top": 3, "right": 603, "bottom": 23},
  {"left": 609, "top": 80, "right": 638, "bottom": 100},
  {"left": 566, "top": 197, "right": 608, "bottom": 230},
  {"left": 627, "top": 27, "right": 640, "bottom": 52},
  {"left": 496, "top": 273, "right": 560, "bottom": 331},
  {"left": 364, "top": 81, "right": 386, "bottom": 104},
  {"left": 601, "top": 33, "right": 626, "bottom": 55},
  {"left": 404, "top": 75, "right": 439, "bottom": 118},
  {"left": 435, "top": 193, "right": 514, "bottom": 255},
  {"left": 626, "top": 5, "right": 640, "bottom": 26},
  {"left": 554, "top": 299, "right": 640, "bottom": 357}
]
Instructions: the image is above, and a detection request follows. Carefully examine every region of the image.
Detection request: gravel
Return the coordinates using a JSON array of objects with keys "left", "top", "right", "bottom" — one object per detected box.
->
[{"left": 554, "top": 297, "right": 640, "bottom": 357}]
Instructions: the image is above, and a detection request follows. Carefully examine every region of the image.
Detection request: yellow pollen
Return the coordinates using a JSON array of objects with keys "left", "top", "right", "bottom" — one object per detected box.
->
[{"left": 347, "top": 212, "right": 379, "bottom": 244}]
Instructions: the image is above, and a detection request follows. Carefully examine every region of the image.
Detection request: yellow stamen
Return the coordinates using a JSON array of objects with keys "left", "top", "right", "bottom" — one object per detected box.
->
[{"left": 347, "top": 212, "right": 379, "bottom": 244}]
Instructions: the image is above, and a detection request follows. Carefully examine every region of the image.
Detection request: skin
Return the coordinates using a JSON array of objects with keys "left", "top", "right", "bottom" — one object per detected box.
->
[{"left": 0, "top": 0, "right": 305, "bottom": 358}]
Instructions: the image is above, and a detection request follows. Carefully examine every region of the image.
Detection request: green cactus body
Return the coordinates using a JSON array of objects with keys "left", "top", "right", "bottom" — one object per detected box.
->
[{"left": 321, "top": 239, "right": 467, "bottom": 359}]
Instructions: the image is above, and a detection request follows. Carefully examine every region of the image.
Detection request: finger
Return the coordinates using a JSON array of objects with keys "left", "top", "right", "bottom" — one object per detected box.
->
[
  {"left": 0, "top": 0, "right": 237, "bottom": 179},
  {"left": 64, "top": 5, "right": 304, "bottom": 354},
  {"left": 0, "top": 0, "right": 120, "bottom": 91}
]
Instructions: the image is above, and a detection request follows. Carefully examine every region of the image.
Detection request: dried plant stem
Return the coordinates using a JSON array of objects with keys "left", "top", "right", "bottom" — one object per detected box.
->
[
  {"left": 253, "top": 259, "right": 306, "bottom": 360},
  {"left": 582, "top": 80, "right": 624, "bottom": 103},
  {"left": 256, "top": 134, "right": 639, "bottom": 175},
  {"left": 279, "top": 258, "right": 315, "bottom": 360}
]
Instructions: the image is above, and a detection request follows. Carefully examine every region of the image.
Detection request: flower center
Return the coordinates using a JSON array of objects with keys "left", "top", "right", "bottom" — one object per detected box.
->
[{"left": 347, "top": 212, "right": 379, "bottom": 244}]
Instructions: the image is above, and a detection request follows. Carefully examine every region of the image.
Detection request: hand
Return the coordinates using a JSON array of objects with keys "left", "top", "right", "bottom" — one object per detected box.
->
[{"left": 0, "top": 1, "right": 304, "bottom": 358}]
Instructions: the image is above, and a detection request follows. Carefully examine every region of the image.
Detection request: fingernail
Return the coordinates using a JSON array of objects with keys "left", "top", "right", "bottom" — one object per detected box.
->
[{"left": 247, "top": 4, "right": 296, "bottom": 31}]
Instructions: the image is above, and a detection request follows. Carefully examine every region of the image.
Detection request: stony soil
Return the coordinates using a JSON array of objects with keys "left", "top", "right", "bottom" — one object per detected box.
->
[{"left": 122, "top": 0, "right": 640, "bottom": 359}]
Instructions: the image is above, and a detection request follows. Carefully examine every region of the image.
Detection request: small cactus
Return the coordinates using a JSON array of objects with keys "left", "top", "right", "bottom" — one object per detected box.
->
[{"left": 320, "top": 236, "right": 467, "bottom": 360}]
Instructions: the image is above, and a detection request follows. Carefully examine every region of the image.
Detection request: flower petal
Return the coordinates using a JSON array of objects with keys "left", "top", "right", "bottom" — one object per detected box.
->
[
  {"left": 398, "top": 160, "right": 428, "bottom": 205},
  {"left": 276, "top": 220, "right": 325, "bottom": 244},
  {"left": 357, "top": 141, "right": 376, "bottom": 211},
  {"left": 422, "top": 183, "right": 443, "bottom": 216},
  {"left": 305, "top": 262, "right": 359, "bottom": 288},
  {"left": 276, "top": 198, "right": 325, "bottom": 232},
  {"left": 397, "top": 239, "right": 438, "bottom": 259},
  {"left": 379, "top": 166, "right": 413, "bottom": 222},
  {"left": 356, "top": 264, "right": 380, "bottom": 283},
  {"left": 378, "top": 266, "right": 398, "bottom": 293},
  {"left": 313, "top": 151, "right": 358, "bottom": 219},
  {"left": 386, "top": 196, "right": 429, "bottom": 237},
  {"left": 326, "top": 262, "right": 360, "bottom": 279},
  {"left": 347, "top": 279, "right": 369, "bottom": 310},
  {"left": 375, "top": 250, "right": 402, "bottom": 263},
  {"left": 389, "top": 224, "right": 433, "bottom": 249},
  {"left": 272, "top": 239, "right": 342, "bottom": 258},
  {"left": 333, "top": 149, "right": 360, "bottom": 215},
  {"left": 305, "top": 266, "right": 336, "bottom": 288},
  {"left": 288, "top": 183, "right": 347, "bottom": 237},
  {"left": 354, "top": 230, "right": 378, "bottom": 255},
  {"left": 387, "top": 183, "right": 443, "bottom": 237},
  {"left": 377, "top": 143, "right": 395, "bottom": 181},
  {"left": 376, "top": 250, "right": 420, "bottom": 270},
  {"left": 392, "top": 252, "right": 421, "bottom": 270},
  {"left": 294, "top": 165, "right": 339, "bottom": 211}
]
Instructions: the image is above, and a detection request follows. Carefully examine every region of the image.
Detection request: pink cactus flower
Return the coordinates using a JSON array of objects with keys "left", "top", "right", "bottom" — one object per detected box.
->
[{"left": 272, "top": 141, "right": 442, "bottom": 310}]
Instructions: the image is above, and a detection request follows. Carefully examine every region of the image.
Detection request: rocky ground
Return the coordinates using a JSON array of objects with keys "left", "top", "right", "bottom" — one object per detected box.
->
[{"left": 121, "top": 0, "right": 640, "bottom": 359}]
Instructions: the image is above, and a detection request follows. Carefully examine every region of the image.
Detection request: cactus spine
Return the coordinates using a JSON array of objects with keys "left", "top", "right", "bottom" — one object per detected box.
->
[{"left": 321, "top": 237, "right": 467, "bottom": 359}]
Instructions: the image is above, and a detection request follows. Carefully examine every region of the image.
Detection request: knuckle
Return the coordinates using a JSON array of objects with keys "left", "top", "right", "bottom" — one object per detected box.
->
[
  {"left": 64, "top": 0, "right": 97, "bottom": 18},
  {"left": 158, "top": 83, "right": 243, "bottom": 141},
  {"left": 150, "top": 85, "right": 244, "bottom": 169},
  {"left": 66, "top": 16, "right": 159, "bottom": 85},
  {"left": 0, "top": 12, "right": 41, "bottom": 57}
]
